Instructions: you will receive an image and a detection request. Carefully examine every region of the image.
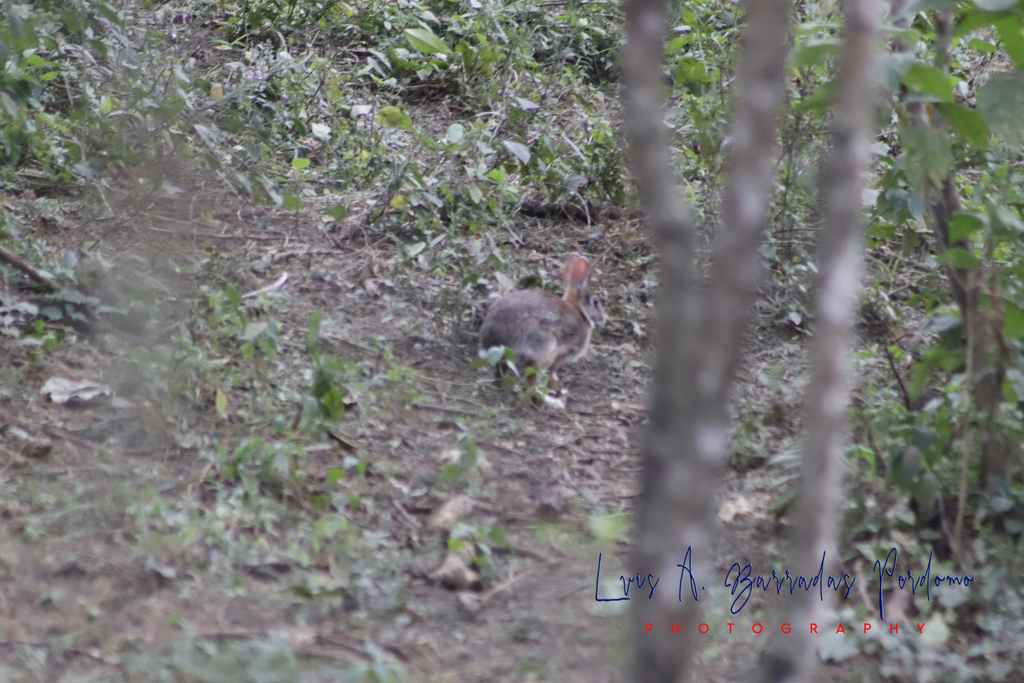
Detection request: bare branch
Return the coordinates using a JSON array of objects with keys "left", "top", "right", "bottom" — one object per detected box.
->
[{"left": 0, "top": 242, "right": 59, "bottom": 291}]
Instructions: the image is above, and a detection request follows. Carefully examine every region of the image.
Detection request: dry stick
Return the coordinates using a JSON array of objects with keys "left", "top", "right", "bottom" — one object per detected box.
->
[
  {"left": 883, "top": 343, "right": 912, "bottom": 411},
  {"left": 411, "top": 403, "right": 473, "bottom": 416},
  {"left": 0, "top": 244, "right": 99, "bottom": 325},
  {"left": 146, "top": 225, "right": 295, "bottom": 241},
  {"left": 0, "top": 243, "right": 58, "bottom": 290},
  {"left": 242, "top": 272, "right": 289, "bottom": 299}
]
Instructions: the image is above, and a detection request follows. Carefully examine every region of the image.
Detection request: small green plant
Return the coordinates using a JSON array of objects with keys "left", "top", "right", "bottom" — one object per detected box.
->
[
  {"left": 476, "top": 345, "right": 562, "bottom": 407},
  {"left": 298, "top": 311, "right": 351, "bottom": 436}
]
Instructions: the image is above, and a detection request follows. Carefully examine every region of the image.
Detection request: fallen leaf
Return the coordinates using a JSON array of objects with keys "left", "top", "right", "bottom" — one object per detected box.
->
[
  {"left": 428, "top": 553, "right": 483, "bottom": 591},
  {"left": 40, "top": 377, "right": 112, "bottom": 407},
  {"left": 718, "top": 496, "right": 755, "bottom": 523},
  {"left": 427, "top": 495, "right": 475, "bottom": 533}
]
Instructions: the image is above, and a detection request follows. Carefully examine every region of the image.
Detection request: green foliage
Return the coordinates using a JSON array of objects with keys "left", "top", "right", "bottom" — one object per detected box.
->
[
  {"left": 303, "top": 311, "right": 350, "bottom": 430},
  {"left": 0, "top": 0, "right": 639, "bottom": 263},
  {"left": 840, "top": 6, "right": 1024, "bottom": 565},
  {"left": 9, "top": 0, "right": 1024, "bottom": 677}
]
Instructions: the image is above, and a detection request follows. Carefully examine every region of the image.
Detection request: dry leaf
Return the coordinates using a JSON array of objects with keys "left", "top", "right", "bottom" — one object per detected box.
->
[
  {"left": 426, "top": 495, "right": 475, "bottom": 533},
  {"left": 428, "top": 553, "right": 482, "bottom": 591},
  {"left": 40, "top": 377, "right": 112, "bottom": 407},
  {"left": 717, "top": 496, "right": 755, "bottom": 523}
]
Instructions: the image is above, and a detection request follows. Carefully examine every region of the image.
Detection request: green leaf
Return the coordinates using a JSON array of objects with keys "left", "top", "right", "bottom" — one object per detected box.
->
[
  {"left": 282, "top": 195, "right": 301, "bottom": 211},
  {"left": 991, "top": 204, "right": 1024, "bottom": 235},
  {"left": 589, "top": 513, "right": 629, "bottom": 544},
  {"left": 901, "top": 63, "right": 954, "bottom": 102},
  {"left": 967, "top": 38, "right": 998, "bottom": 53},
  {"left": 948, "top": 212, "right": 984, "bottom": 243},
  {"left": 674, "top": 57, "right": 709, "bottom": 94},
  {"left": 444, "top": 123, "right": 464, "bottom": 143},
  {"left": 879, "top": 52, "right": 915, "bottom": 93},
  {"left": 954, "top": 10, "right": 1011, "bottom": 37},
  {"left": 216, "top": 389, "right": 227, "bottom": 419},
  {"left": 94, "top": 2, "right": 124, "bottom": 27},
  {"left": 502, "top": 140, "right": 531, "bottom": 165},
  {"left": 933, "top": 102, "right": 990, "bottom": 148},
  {"left": 667, "top": 36, "right": 689, "bottom": 53},
  {"left": 376, "top": 105, "right": 413, "bottom": 131},
  {"left": 795, "top": 78, "right": 839, "bottom": 115},
  {"left": 852, "top": 445, "right": 875, "bottom": 467},
  {"left": 902, "top": 0, "right": 957, "bottom": 12},
  {"left": 61, "top": 11, "right": 82, "bottom": 33},
  {"left": 790, "top": 39, "right": 841, "bottom": 69},
  {"left": 995, "top": 15, "right": 1024, "bottom": 68},
  {"left": 891, "top": 447, "right": 922, "bottom": 491},
  {"left": 976, "top": 0, "right": 1021, "bottom": 10},
  {"left": 978, "top": 72, "right": 1024, "bottom": 147},
  {"left": 292, "top": 157, "right": 311, "bottom": 170},
  {"left": 241, "top": 321, "right": 268, "bottom": 341},
  {"left": 7, "top": 7, "right": 25, "bottom": 38},
  {"left": 921, "top": 615, "right": 950, "bottom": 648},
  {"left": 322, "top": 204, "right": 348, "bottom": 221},
  {"left": 307, "top": 311, "right": 322, "bottom": 351},
  {"left": 898, "top": 125, "right": 953, "bottom": 191},
  {"left": 459, "top": 440, "right": 478, "bottom": 471},
  {"left": 944, "top": 247, "right": 980, "bottom": 269},
  {"left": 404, "top": 27, "right": 451, "bottom": 55},
  {"left": 907, "top": 191, "right": 928, "bottom": 222},
  {"left": 1004, "top": 302, "right": 1024, "bottom": 339}
]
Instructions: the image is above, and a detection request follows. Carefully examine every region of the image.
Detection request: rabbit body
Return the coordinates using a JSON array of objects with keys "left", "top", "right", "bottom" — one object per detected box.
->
[{"left": 478, "top": 254, "right": 604, "bottom": 378}]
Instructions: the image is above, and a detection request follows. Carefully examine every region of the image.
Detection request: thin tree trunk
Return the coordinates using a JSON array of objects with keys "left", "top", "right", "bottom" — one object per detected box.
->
[
  {"left": 757, "top": 0, "right": 883, "bottom": 680},
  {"left": 930, "top": 9, "right": 1005, "bottom": 497},
  {"left": 623, "top": 0, "right": 790, "bottom": 679}
]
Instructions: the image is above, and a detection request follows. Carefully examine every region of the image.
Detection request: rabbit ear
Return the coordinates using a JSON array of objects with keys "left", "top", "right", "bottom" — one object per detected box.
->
[
  {"left": 563, "top": 254, "right": 581, "bottom": 284},
  {"left": 566, "top": 254, "right": 590, "bottom": 287}
]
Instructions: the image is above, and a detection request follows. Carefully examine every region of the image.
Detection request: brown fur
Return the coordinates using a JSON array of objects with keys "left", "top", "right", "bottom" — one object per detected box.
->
[{"left": 478, "top": 254, "right": 605, "bottom": 377}]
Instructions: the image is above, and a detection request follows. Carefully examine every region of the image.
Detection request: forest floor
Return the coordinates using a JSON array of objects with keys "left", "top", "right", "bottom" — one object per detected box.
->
[
  {"left": 0, "top": 177, "right": 846, "bottom": 682},
  {"left": 1, "top": 3, "right": 995, "bottom": 681}
]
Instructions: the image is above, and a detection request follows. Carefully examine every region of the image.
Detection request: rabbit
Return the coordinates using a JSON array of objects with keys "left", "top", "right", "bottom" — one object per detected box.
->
[{"left": 479, "top": 253, "right": 605, "bottom": 406}]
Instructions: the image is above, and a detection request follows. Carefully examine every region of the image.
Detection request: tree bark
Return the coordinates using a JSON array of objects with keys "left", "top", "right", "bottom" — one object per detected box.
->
[
  {"left": 623, "top": 0, "right": 791, "bottom": 680},
  {"left": 757, "top": 0, "right": 883, "bottom": 680}
]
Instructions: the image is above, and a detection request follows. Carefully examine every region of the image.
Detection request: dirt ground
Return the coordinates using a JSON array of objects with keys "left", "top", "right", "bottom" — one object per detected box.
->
[{"left": 0, "top": 175, "right": 853, "bottom": 683}]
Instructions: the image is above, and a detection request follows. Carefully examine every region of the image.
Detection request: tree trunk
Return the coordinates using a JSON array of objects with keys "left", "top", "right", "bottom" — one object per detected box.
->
[
  {"left": 623, "top": 0, "right": 791, "bottom": 680},
  {"left": 757, "top": 0, "right": 883, "bottom": 680}
]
